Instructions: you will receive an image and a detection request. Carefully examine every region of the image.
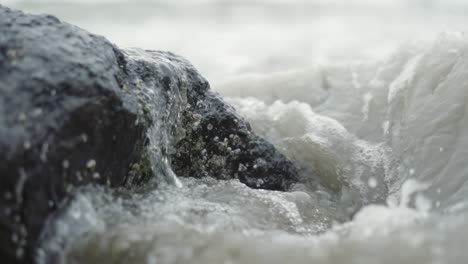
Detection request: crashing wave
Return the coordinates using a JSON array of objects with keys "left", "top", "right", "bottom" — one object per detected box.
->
[{"left": 37, "top": 33, "right": 468, "bottom": 264}]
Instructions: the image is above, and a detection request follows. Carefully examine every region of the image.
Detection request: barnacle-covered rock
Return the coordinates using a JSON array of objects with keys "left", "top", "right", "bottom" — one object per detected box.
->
[
  {"left": 171, "top": 91, "right": 299, "bottom": 190},
  {"left": 0, "top": 5, "right": 298, "bottom": 264}
]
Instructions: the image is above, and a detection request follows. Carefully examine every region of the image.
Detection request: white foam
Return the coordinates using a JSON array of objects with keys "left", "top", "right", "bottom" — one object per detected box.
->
[{"left": 18, "top": 2, "right": 468, "bottom": 263}]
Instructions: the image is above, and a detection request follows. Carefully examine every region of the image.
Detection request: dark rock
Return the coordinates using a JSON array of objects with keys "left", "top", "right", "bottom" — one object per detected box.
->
[
  {"left": 171, "top": 91, "right": 299, "bottom": 191},
  {"left": 0, "top": 5, "right": 298, "bottom": 264}
]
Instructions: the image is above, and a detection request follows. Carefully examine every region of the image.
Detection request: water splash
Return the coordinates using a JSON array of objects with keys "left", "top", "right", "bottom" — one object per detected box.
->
[{"left": 38, "top": 31, "right": 468, "bottom": 264}]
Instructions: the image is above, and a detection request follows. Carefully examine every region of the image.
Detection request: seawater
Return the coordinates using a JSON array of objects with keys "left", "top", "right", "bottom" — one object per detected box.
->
[{"left": 7, "top": 1, "right": 468, "bottom": 263}]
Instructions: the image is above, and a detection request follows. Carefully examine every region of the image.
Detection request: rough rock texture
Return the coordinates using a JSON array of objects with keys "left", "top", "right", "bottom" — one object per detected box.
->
[
  {"left": 171, "top": 91, "right": 299, "bottom": 190},
  {"left": 0, "top": 5, "right": 298, "bottom": 264}
]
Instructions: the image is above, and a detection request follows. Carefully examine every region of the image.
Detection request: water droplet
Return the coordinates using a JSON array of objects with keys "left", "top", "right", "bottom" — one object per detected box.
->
[
  {"left": 415, "top": 194, "right": 432, "bottom": 212},
  {"left": 4, "top": 207, "right": 12, "bottom": 216},
  {"left": 86, "top": 159, "right": 96, "bottom": 169},
  {"left": 31, "top": 108, "right": 43, "bottom": 117},
  {"left": 16, "top": 247, "right": 24, "bottom": 259},
  {"left": 238, "top": 164, "right": 247, "bottom": 172},
  {"left": 76, "top": 172, "right": 83, "bottom": 181},
  {"left": 23, "top": 141, "right": 31, "bottom": 149},
  {"left": 40, "top": 143, "right": 49, "bottom": 162},
  {"left": 207, "top": 124, "right": 213, "bottom": 130},
  {"left": 256, "top": 179, "right": 264, "bottom": 187},
  {"left": 382, "top": 121, "right": 390, "bottom": 135},
  {"left": 4, "top": 191, "right": 13, "bottom": 200},
  {"left": 19, "top": 225, "right": 26, "bottom": 236},
  {"left": 17, "top": 113, "right": 27, "bottom": 122},
  {"left": 368, "top": 177, "right": 378, "bottom": 188},
  {"left": 62, "top": 160, "right": 70, "bottom": 169}
]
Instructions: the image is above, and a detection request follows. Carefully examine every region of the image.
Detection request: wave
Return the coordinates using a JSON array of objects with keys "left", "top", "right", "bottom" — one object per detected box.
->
[
  {"left": 37, "top": 33, "right": 468, "bottom": 264},
  {"left": 220, "top": 32, "right": 468, "bottom": 213}
]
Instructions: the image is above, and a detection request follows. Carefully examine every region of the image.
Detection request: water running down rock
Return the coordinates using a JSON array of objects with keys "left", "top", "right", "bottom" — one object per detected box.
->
[
  {"left": 3, "top": 2, "right": 468, "bottom": 264},
  {"left": 0, "top": 5, "right": 298, "bottom": 263}
]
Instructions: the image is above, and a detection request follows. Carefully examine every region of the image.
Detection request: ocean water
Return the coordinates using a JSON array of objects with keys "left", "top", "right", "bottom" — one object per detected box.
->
[{"left": 6, "top": 1, "right": 468, "bottom": 263}]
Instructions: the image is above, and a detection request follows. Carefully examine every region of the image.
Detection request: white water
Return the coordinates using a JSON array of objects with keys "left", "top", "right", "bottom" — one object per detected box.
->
[{"left": 8, "top": 1, "right": 468, "bottom": 263}]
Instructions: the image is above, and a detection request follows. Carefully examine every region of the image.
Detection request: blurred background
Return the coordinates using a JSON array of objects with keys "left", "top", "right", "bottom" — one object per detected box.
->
[{"left": 4, "top": 0, "right": 468, "bottom": 87}]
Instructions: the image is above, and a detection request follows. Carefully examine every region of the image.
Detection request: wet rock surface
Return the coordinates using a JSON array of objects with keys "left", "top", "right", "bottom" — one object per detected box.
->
[
  {"left": 0, "top": 5, "right": 298, "bottom": 264},
  {"left": 0, "top": 6, "right": 150, "bottom": 264},
  {"left": 171, "top": 91, "right": 299, "bottom": 190}
]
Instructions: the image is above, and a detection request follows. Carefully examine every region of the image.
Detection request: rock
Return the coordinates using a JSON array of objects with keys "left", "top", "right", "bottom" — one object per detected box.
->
[
  {"left": 0, "top": 5, "right": 298, "bottom": 264},
  {"left": 0, "top": 6, "right": 150, "bottom": 264},
  {"left": 171, "top": 91, "right": 299, "bottom": 190}
]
